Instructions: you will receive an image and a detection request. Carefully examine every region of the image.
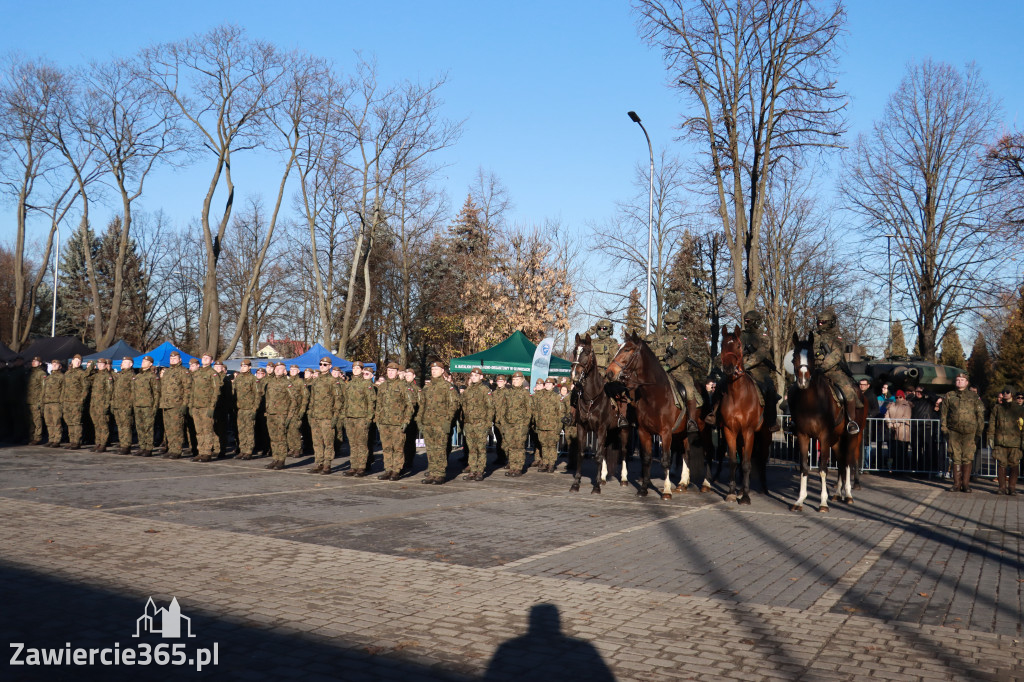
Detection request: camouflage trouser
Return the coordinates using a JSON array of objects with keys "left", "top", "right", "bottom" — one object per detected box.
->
[
  {"left": 44, "top": 403, "right": 63, "bottom": 444},
  {"left": 378, "top": 424, "right": 406, "bottom": 474},
  {"left": 668, "top": 369, "right": 702, "bottom": 407},
  {"left": 266, "top": 413, "right": 289, "bottom": 462},
  {"left": 113, "top": 408, "right": 134, "bottom": 447},
  {"left": 90, "top": 407, "right": 110, "bottom": 447},
  {"left": 946, "top": 429, "right": 977, "bottom": 465},
  {"left": 310, "top": 418, "right": 335, "bottom": 467},
  {"left": 993, "top": 445, "right": 1022, "bottom": 466},
  {"left": 825, "top": 369, "right": 863, "bottom": 408},
  {"left": 287, "top": 413, "right": 305, "bottom": 454},
  {"left": 62, "top": 401, "right": 84, "bottom": 445},
  {"left": 27, "top": 403, "right": 44, "bottom": 442},
  {"left": 503, "top": 421, "right": 530, "bottom": 471},
  {"left": 536, "top": 429, "right": 560, "bottom": 468},
  {"left": 134, "top": 406, "right": 157, "bottom": 450},
  {"left": 345, "top": 418, "right": 371, "bottom": 471},
  {"left": 422, "top": 425, "right": 451, "bottom": 479},
  {"left": 162, "top": 407, "right": 185, "bottom": 454},
  {"left": 463, "top": 422, "right": 491, "bottom": 475},
  {"left": 236, "top": 409, "right": 257, "bottom": 456},
  {"left": 193, "top": 408, "right": 217, "bottom": 457}
]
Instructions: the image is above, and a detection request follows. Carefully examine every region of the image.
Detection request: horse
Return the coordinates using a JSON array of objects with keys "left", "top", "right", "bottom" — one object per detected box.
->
[
  {"left": 717, "top": 326, "right": 771, "bottom": 505},
  {"left": 569, "top": 334, "right": 630, "bottom": 494},
  {"left": 605, "top": 332, "right": 708, "bottom": 500},
  {"left": 787, "top": 331, "right": 867, "bottom": 512}
]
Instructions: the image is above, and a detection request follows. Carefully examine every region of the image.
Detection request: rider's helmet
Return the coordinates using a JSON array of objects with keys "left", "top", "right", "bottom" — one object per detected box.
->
[
  {"left": 743, "top": 310, "right": 763, "bottom": 331},
  {"left": 663, "top": 310, "right": 682, "bottom": 331},
  {"left": 816, "top": 308, "right": 837, "bottom": 330},
  {"left": 595, "top": 319, "right": 613, "bottom": 339}
]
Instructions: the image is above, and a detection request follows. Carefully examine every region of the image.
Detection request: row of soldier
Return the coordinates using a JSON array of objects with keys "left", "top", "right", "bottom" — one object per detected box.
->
[{"left": 6, "top": 352, "right": 574, "bottom": 483}]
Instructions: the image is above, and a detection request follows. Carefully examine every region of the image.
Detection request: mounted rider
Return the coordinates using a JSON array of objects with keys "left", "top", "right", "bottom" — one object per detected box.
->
[
  {"left": 646, "top": 310, "right": 701, "bottom": 432},
  {"left": 814, "top": 308, "right": 862, "bottom": 435},
  {"left": 706, "top": 310, "right": 780, "bottom": 432},
  {"left": 582, "top": 318, "right": 630, "bottom": 429}
]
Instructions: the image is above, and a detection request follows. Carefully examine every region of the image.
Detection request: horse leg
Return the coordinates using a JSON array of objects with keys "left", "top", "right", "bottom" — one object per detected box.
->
[
  {"left": 674, "top": 437, "right": 691, "bottom": 494},
  {"left": 818, "top": 446, "right": 831, "bottom": 513},
  {"left": 738, "top": 427, "right": 753, "bottom": 505},
  {"left": 636, "top": 429, "right": 653, "bottom": 497},
  {"left": 619, "top": 428, "right": 630, "bottom": 486},
  {"left": 791, "top": 433, "right": 811, "bottom": 512},
  {"left": 723, "top": 427, "right": 740, "bottom": 503},
  {"left": 569, "top": 428, "right": 586, "bottom": 493},
  {"left": 660, "top": 431, "right": 674, "bottom": 500},
  {"left": 591, "top": 425, "right": 607, "bottom": 494}
]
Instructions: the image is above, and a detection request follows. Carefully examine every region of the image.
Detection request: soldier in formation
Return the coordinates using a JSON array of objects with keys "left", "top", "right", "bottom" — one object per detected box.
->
[
  {"left": 374, "top": 362, "right": 415, "bottom": 480},
  {"left": 190, "top": 354, "right": 224, "bottom": 462},
  {"left": 941, "top": 370, "right": 986, "bottom": 493},
  {"left": 419, "top": 361, "right": 460, "bottom": 484},
  {"left": 232, "top": 359, "right": 262, "bottom": 460},
  {"left": 459, "top": 367, "right": 494, "bottom": 481},
  {"left": 61, "top": 354, "right": 90, "bottom": 450},
  {"left": 43, "top": 359, "right": 65, "bottom": 447},
  {"left": 501, "top": 371, "right": 533, "bottom": 476},
  {"left": 308, "top": 358, "right": 343, "bottom": 474},
  {"left": 342, "top": 361, "right": 376, "bottom": 477},
  {"left": 531, "top": 376, "right": 569, "bottom": 472},
  {"left": 133, "top": 356, "right": 160, "bottom": 456},
  {"left": 88, "top": 358, "right": 114, "bottom": 453},
  {"left": 159, "top": 351, "right": 191, "bottom": 459},
  {"left": 989, "top": 386, "right": 1022, "bottom": 496},
  {"left": 25, "top": 357, "right": 46, "bottom": 445}
]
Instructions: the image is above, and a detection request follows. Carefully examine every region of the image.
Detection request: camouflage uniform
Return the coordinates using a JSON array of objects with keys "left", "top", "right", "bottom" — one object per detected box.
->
[
  {"left": 25, "top": 362, "right": 47, "bottom": 444},
  {"left": 42, "top": 366, "right": 65, "bottom": 446},
  {"left": 159, "top": 361, "right": 191, "bottom": 457},
  {"left": 940, "top": 376, "right": 986, "bottom": 492},
  {"left": 88, "top": 364, "right": 114, "bottom": 451},
  {"left": 263, "top": 370, "right": 294, "bottom": 467},
  {"left": 374, "top": 367, "right": 415, "bottom": 479},
  {"left": 132, "top": 364, "right": 161, "bottom": 455},
  {"left": 189, "top": 365, "right": 224, "bottom": 461},
  {"left": 61, "top": 361, "right": 91, "bottom": 448},
  {"left": 989, "top": 398, "right": 1023, "bottom": 495},
  {"left": 459, "top": 374, "right": 494, "bottom": 480},
  {"left": 501, "top": 375, "right": 533, "bottom": 474},
  {"left": 646, "top": 311, "right": 701, "bottom": 432},
  {"left": 343, "top": 368, "right": 376, "bottom": 475},
  {"left": 532, "top": 384, "right": 568, "bottom": 471},
  {"left": 814, "top": 309, "right": 862, "bottom": 435},
  {"left": 286, "top": 369, "right": 309, "bottom": 456},
  {"left": 740, "top": 311, "right": 779, "bottom": 431},
  {"left": 308, "top": 370, "right": 343, "bottom": 473},
  {"left": 232, "top": 367, "right": 263, "bottom": 458},
  {"left": 112, "top": 361, "right": 136, "bottom": 453},
  {"left": 418, "top": 365, "right": 459, "bottom": 483},
  {"left": 588, "top": 319, "right": 620, "bottom": 372}
]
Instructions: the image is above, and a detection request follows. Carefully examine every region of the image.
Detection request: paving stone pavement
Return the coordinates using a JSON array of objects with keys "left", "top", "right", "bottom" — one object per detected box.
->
[{"left": 0, "top": 445, "right": 1021, "bottom": 681}]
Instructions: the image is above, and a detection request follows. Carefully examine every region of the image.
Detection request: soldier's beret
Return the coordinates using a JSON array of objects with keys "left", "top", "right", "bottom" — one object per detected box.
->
[
  {"left": 289, "top": 364, "right": 299, "bottom": 370},
  {"left": 214, "top": 359, "right": 224, "bottom": 366},
  {"left": 51, "top": 358, "right": 62, "bottom": 365},
  {"left": 122, "top": 356, "right": 134, "bottom": 362},
  {"left": 351, "top": 361, "right": 364, "bottom": 369},
  {"left": 387, "top": 362, "right": 400, "bottom": 370},
  {"left": 189, "top": 358, "right": 200, "bottom": 365},
  {"left": 511, "top": 371, "right": 524, "bottom": 379},
  {"left": 143, "top": 356, "right": 154, "bottom": 363},
  {"left": 97, "top": 357, "right": 109, "bottom": 364},
  {"left": 469, "top": 367, "right": 483, "bottom": 376},
  {"left": 319, "top": 356, "right": 332, "bottom": 365},
  {"left": 32, "top": 356, "right": 42, "bottom": 363},
  {"left": 495, "top": 374, "right": 508, "bottom": 381},
  {"left": 170, "top": 351, "right": 180, "bottom": 358},
  {"left": 240, "top": 359, "right": 251, "bottom": 366},
  {"left": 73, "top": 354, "right": 82, "bottom": 361},
  {"left": 544, "top": 377, "right": 555, "bottom": 383},
  {"left": 535, "top": 379, "right": 544, "bottom": 386},
  {"left": 955, "top": 370, "right": 968, "bottom": 379},
  {"left": 429, "top": 361, "right": 444, "bottom": 369}
]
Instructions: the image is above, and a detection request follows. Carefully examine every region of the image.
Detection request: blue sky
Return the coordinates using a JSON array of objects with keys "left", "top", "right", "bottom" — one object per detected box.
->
[{"left": 2, "top": 1, "right": 1023, "bottom": 266}]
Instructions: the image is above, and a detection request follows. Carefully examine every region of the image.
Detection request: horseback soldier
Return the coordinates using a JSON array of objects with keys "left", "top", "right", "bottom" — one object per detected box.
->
[
  {"left": 706, "top": 310, "right": 780, "bottom": 432},
  {"left": 814, "top": 308, "right": 862, "bottom": 435},
  {"left": 585, "top": 318, "right": 631, "bottom": 428},
  {"left": 646, "top": 310, "right": 700, "bottom": 432}
]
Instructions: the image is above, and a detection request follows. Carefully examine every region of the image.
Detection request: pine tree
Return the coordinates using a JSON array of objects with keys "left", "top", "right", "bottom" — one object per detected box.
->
[
  {"left": 992, "top": 285, "right": 1024, "bottom": 397},
  {"left": 887, "top": 321, "right": 908, "bottom": 358},
  {"left": 967, "top": 332, "right": 992, "bottom": 398},
  {"left": 55, "top": 223, "right": 100, "bottom": 342},
  {"left": 625, "top": 288, "right": 644, "bottom": 337},
  {"left": 939, "top": 325, "right": 967, "bottom": 369}
]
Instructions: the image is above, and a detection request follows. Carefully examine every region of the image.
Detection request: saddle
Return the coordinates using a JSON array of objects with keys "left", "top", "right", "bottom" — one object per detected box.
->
[{"left": 668, "top": 379, "right": 686, "bottom": 410}]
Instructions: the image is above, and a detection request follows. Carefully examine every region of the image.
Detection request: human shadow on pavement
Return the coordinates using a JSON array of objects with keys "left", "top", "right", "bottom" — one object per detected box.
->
[{"left": 482, "top": 603, "right": 615, "bottom": 682}]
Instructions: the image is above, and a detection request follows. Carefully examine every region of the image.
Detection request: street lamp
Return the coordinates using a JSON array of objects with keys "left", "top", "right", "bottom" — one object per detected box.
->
[
  {"left": 628, "top": 110, "right": 654, "bottom": 335},
  {"left": 51, "top": 224, "right": 60, "bottom": 337},
  {"left": 885, "top": 233, "right": 895, "bottom": 357}
]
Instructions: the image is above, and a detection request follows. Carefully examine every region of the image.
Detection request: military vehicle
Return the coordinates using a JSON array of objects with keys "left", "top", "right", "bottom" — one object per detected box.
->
[{"left": 784, "top": 343, "right": 961, "bottom": 394}]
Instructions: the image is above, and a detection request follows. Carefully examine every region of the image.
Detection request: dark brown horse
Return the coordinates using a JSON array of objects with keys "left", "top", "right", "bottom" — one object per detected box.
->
[
  {"left": 717, "top": 326, "right": 771, "bottom": 504},
  {"left": 569, "top": 334, "right": 630, "bottom": 494},
  {"left": 606, "top": 332, "right": 708, "bottom": 499},
  {"left": 787, "top": 331, "right": 867, "bottom": 512}
]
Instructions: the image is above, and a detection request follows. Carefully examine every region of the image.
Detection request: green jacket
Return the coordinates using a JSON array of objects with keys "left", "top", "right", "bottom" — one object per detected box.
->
[
  {"left": 89, "top": 370, "right": 114, "bottom": 411},
  {"left": 343, "top": 376, "right": 376, "bottom": 420},
  {"left": 132, "top": 367, "right": 160, "bottom": 408},
  {"left": 308, "top": 373, "right": 342, "bottom": 420},
  {"left": 232, "top": 371, "right": 263, "bottom": 411},
  {"left": 460, "top": 381, "right": 494, "bottom": 425},
  {"left": 375, "top": 378, "right": 414, "bottom": 427},
  {"left": 112, "top": 369, "right": 135, "bottom": 409},
  {"left": 940, "top": 389, "right": 985, "bottom": 434},
  {"left": 62, "top": 366, "right": 90, "bottom": 404},
  {"left": 531, "top": 389, "right": 568, "bottom": 432},
  {"left": 989, "top": 401, "right": 1023, "bottom": 448},
  {"left": 263, "top": 375, "right": 294, "bottom": 416},
  {"left": 159, "top": 365, "right": 191, "bottom": 409},
  {"left": 26, "top": 366, "right": 46, "bottom": 404},
  {"left": 419, "top": 378, "right": 459, "bottom": 428},
  {"left": 502, "top": 385, "right": 532, "bottom": 424}
]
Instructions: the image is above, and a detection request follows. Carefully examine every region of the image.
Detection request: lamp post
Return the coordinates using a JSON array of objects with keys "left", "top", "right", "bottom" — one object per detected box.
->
[
  {"left": 50, "top": 224, "right": 60, "bottom": 337},
  {"left": 628, "top": 111, "right": 654, "bottom": 335},
  {"left": 885, "top": 233, "right": 895, "bottom": 357}
]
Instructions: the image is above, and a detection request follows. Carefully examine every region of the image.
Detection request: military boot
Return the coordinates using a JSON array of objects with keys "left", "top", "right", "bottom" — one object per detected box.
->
[
  {"left": 320, "top": 465, "right": 333, "bottom": 475},
  {"left": 310, "top": 463, "right": 322, "bottom": 474},
  {"left": 996, "top": 465, "right": 1007, "bottom": 495},
  {"left": 949, "top": 464, "right": 962, "bottom": 492},
  {"left": 95, "top": 445, "right": 106, "bottom": 453},
  {"left": 1008, "top": 465, "right": 1018, "bottom": 496},
  {"left": 686, "top": 399, "right": 699, "bottom": 433},
  {"left": 118, "top": 446, "right": 131, "bottom": 455},
  {"left": 844, "top": 403, "right": 860, "bottom": 435},
  {"left": 962, "top": 462, "right": 973, "bottom": 493}
]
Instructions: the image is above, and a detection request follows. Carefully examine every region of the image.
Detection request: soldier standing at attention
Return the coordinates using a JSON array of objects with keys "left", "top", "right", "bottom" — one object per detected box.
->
[
  {"left": 402, "top": 368, "right": 422, "bottom": 474},
  {"left": 502, "top": 371, "right": 533, "bottom": 477},
  {"left": 989, "top": 386, "right": 1023, "bottom": 496},
  {"left": 263, "top": 362, "right": 294, "bottom": 469},
  {"left": 132, "top": 356, "right": 160, "bottom": 457},
  {"left": 532, "top": 377, "right": 569, "bottom": 472},
  {"left": 374, "top": 362, "right": 414, "bottom": 480},
  {"left": 88, "top": 358, "right": 114, "bottom": 452},
  {"left": 286, "top": 364, "right": 309, "bottom": 457},
  {"left": 459, "top": 367, "right": 494, "bottom": 481},
  {"left": 308, "top": 358, "right": 343, "bottom": 474},
  {"left": 232, "top": 359, "right": 262, "bottom": 460},
  {"left": 159, "top": 351, "right": 191, "bottom": 459},
  {"left": 189, "top": 354, "right": 223, "bottom": 462},
  {"left": 941, "top": 371, "right": 986, "bottom": 493},
  {"left": 491, "top": 374, "right": 510, "bottom": 469},
  {"left": 329, "top": 365, "right": 346, "bottom": 459},
  {"left": 61, "top": 354, "right": 91, "bottom": 450},
  {"left": 25, "top": 357, "right": 47, "bottom": 445},
  {"left": 213, "top": 359, "right": 231, "bottom": 456},
  {"left": 342, "top": 361, "right": 376, "bottom": 477},
  {"left": 419, "top": 361, "right": 459, "bottom": 484},
  {"left": 112, "top": 358, "right": 136, "bottom": 454},
  {"left": 43, "top": 359, "right": 66, "bottom": 447}
]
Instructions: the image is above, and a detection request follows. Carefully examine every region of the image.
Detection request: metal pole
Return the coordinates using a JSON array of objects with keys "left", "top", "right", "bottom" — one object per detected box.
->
[
  {"left": 51, "top": 224, "right": 60, "bottom": 337},
  {"left": 886, "top": 233, "right": 895, "bottom": 357},
  {"left": 628, "top": 111, "right": 654, "bottom": 335}
]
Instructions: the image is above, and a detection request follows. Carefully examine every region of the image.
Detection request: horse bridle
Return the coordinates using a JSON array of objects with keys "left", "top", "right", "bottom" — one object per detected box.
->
[
  {"left": 720, "top": 348, "right": 744, "bottom": 379},
  {"left": 609, "top": 343, "right": 654, "bottom": 389},
  {"left": 572, "top": 346, "right": 602, "bottom": 422}
]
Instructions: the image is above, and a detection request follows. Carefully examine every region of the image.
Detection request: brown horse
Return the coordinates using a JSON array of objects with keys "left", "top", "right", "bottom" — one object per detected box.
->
[
  {"left": 787, "top": 331, "right": 867, "bottom": 512},
  {"left": 717, "top": 326, "right": 771, "bottom": 505},
  {"left": 569, "top": 334, "right": 630, "bottom": 494},
  {"left": 606, "top": 332, "right": 708, "bottom": 499}
]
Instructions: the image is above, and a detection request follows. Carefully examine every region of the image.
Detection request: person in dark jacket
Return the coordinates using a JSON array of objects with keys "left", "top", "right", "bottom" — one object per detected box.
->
[{"left": 910, "top": 386, "right": 942, "bottom": 474}]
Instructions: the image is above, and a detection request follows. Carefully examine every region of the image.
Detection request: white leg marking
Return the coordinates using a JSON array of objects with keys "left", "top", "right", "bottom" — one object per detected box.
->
[
  {"left": 680, "top": 459, "right": 691, "bottom": 488},
  {"left": 600, "top": 458, "right": 608, "bottom": 484},
  {"left": 819, "top": 469, "right": 829, "bottom": 509},
  {"left": 796, "top": 473, "right": 809, "bottom": 506},
  {"left": 620, "top": 458, "right": 628, "bottom": 482},
  {"left": 844, "top": 465, "right": 853, "bottom": 500}
]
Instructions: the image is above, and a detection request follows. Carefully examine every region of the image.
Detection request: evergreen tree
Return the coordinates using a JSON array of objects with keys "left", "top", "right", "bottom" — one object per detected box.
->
[
  {"left": 887, "top": 321, "right": 908, "bottom": 358},
  {"left": 992, "top": 285, "right": 1024, "bottom": 397},
  {"left": 967, "top": 332, "right": 992, "bottom": 398},
  {"left": 938, "top": 325, "right": 967, "bottom": 369},
  {"left": 55, "top": 223, "right": 100, "bottom": 342},
  {"left": 625, "top": 288, "right": 644, "bottom": 337}
]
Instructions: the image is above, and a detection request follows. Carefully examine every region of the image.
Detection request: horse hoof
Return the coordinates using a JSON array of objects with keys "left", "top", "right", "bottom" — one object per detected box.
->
[
  {"left": 853, "top": 483, "right": 862, "bottom": 491},
  {"left": 700, "top": 484, "right": 711, "bottom": 494},
  {"left": 620, "top": 480, "right": 629, "bottom": 487},
  {"left": 636, "top": 489, "right": 648, "bottom": 497},
  {"left": 738, "top": 495, "right": 751, "bottom": 505},
  {"left": 818, "top": 506, "right": 830, "bottom": 513},
  {"left": 591, "top": 486, "right": 601, "bottom": 494},
  {"left": 725, "top": 494, "right": 737, "bottom": 503},
  {"left": 790, "top": 504, "right": 803, "bottom": 512},
  {"left": 843, "top": 498, "right": 853, "bottom": 505},
  {"left": 673, "top": 485, "right": 687, "bottom": 494},
  {"left": 661, "top": 493, "right": 672, "bottom": 501},
  {"left": 569, "top": 483, "right": 580, "bottom": 493}
]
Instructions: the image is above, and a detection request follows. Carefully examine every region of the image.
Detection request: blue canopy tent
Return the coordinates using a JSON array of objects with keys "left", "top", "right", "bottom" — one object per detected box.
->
[
  {"left": 132, "top": 341, "right": 197, "bottom": 369},
  {"left": 83, "top": 339, "right": 140, "bottom": 363},
  {"left": 275, "top": 342, "right": 375, "bottom": 373}
]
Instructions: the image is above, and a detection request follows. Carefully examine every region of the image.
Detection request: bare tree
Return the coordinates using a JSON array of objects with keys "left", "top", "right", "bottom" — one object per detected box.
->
[
  {"left": 983, "top": 130, "right": 1024, "bottom": 231},
  {"left": 841, "top": 60, "right": 1006, "bottom": 361},
  {"left": 635, "top": 0, "right": 847, "bottom": 315}
]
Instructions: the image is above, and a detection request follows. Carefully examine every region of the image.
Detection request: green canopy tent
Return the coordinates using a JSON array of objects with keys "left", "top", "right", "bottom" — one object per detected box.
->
[{"left": 449, "top": 331, "right": 573, "bottom": 378}]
